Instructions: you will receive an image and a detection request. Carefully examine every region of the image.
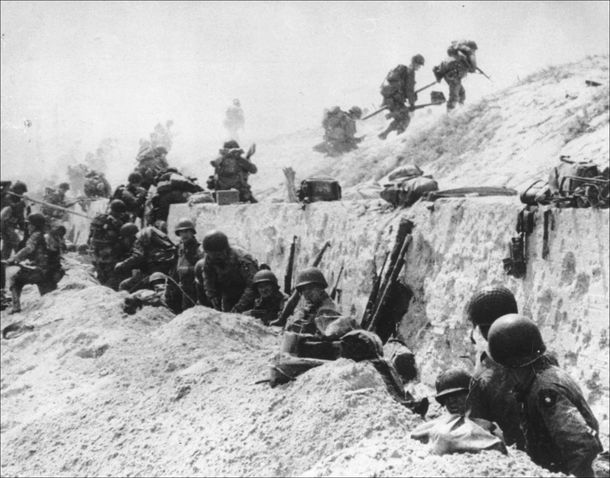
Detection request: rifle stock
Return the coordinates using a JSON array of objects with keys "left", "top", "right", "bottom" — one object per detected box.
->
[
  {"left": 284, "top": 236, "right": 298, "bottom": 294},
  {"left": 361, "top": 251, "right": 389, "bottom": 328}
]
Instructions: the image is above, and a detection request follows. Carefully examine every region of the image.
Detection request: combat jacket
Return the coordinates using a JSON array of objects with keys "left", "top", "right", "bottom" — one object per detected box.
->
[
  {"left": 1, "top": 201, "right": 26, "bottom": 231},
  {"left": 247, "top": 289, "right": 289, "bottom": 325},
  {"left": 467, "top": 351, "right": 526, "bottom": 449},
  {"left": 202, "top": 246, "right": 258, "bottom": 313},
  {"left": 13, "top": 231, "right": 49, "bottom": 270},
  {"left": 114, "top": 184, "right": 147, "bottom": 217},
  {"left": 515, "top": 365, "right": 602, "bottom": 477},
  {"left": 286, "top": 292, "right": 340, "bottom": 335},
  {"left": 212, "top": 149, "right": 257, "bottom": 190},
  {"left": 381, "top": 64, "right": 417, "bottom": 107},
  {"left": 120, "top": 226, "right": 177, "bottom": 274},
  {"left": 177, "top": 238, "right": 203, "bottom": 284}
]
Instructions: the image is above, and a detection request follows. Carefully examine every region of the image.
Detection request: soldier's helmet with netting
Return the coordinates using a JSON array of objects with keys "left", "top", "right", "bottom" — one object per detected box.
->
[
  {"left": 109, "top": 199, "right": 127, "bottom": 214},
  {"left": 174, "top": 218, "right": 196, "bottom": 234},
  {"left": 202, "top": 230, "right": 230, "bottom": 252},
  {"left": 149, "top": 272, "right": 167, "bottom": 285},
  {"left": 435, "top": 368, "right": 472, "bottom": 403},
  {"left": 412, "top": 54, "right": 425, "bottom": 66},
  {"left": 58, "top": 182, "right": 70, "bottom": 191},
  {"left": 10, "top": 181, "right": 28, "bottom": 195},
  {"left": 465, "top": 286, "right": 518, "bottom": 327},
  {"left": 295, "top": 267, "right": 328, "bottom": 289},
  {"left": 253, "top": 270, "right": 278, "bottom": 286},
  {"left": 119, "top": 223, "right": 139, "bottom": 238},
  {"left": 128, "top": 172, "right": 142, "bottom": 184},
  {"left": 223, "top": 140, "right": 240, "bottom": 150},
  {"left": 349, "top": 106, "right": 363, "bottom": 119},
  {"left": 487, "top": 314, "right": 546, "bottom": 368},
  {"left": 26, "top": 213, "right": 46, "bottom": 229}
]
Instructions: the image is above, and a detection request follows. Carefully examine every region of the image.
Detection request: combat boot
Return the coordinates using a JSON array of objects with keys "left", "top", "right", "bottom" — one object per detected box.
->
[{"left": 9, "top": 286, "right": 21, "bottom": 314}]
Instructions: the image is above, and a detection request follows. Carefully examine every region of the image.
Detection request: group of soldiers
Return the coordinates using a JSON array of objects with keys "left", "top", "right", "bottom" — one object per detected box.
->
[{"left": 315, "top": 39, "right": 481, "bottom": 153}]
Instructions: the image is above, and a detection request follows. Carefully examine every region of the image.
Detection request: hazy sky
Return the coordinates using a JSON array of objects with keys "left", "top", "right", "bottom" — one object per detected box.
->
[{"left": 1, "top": 1, "right": 609, "bottom": 182}]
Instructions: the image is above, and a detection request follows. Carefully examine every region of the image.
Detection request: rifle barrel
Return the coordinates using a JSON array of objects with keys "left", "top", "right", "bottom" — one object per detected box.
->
[{"left": 8, "top": 192, "right": 92, "bottom": 220}]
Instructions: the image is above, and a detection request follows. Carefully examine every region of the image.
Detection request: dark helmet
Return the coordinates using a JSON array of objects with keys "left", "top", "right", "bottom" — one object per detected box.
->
[
  {"left": 119, "top": 222, "right": 139, "bottom": 238},
  {"left": 487, "top": 314, "right": 546, "bottom": 368},
  {"left": 26, "top": 213, "right": 46, "bottom": 229},
  {"left": 295, "top": 267, "right": 328, "bottom": 289},
  {"left": 128, "top": 172, "right": 142, "bottom": 184},
  {"left": 10, "top": 181, "right": 28, "bottom": 195},
  {"left": 466, "top": 286, "right": 518, "bottom": 327},
  {"left": 109, "top": 199, "right": 127, "bottom": 213},
  {"left": 253, "top": 270, "right": 278, "bottom": 286},
  {"left": 154, "top": 220, "right": 168, "bottom": 234},
  {"left": 349, "top": 106, "right": 363, "bottom": 119},
  {"left": 233, "top": 98, "right": 240, "bottom": 106},
  {"left": 435, "top": 368, "right": 472, "bottom": 403},
  {"left": 223, "top": 140, "right": 240, "bottom": 150},
  {"left": 153, "top": 146, "right": 168, "bottom": 155},
  {"left": 58, "top": 182, "right": 70, "bottom": 191},
  {"left": 202, "top": 230, "right": 229, "bottom": 252},
  {"left": 149, "top": 272, "right": 167, "bottom": 285},
  {"left": 412, "top": 54, "right": 425, "bottom": 66},
  {"left": 174, "top": 218, "right": 196, "bottom": 234}
]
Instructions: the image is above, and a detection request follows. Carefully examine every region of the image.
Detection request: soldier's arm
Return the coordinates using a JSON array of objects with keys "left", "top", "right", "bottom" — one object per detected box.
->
[
  {"left": 202, "top": 260, "right": 220, "bottom": 305},
  {"left": 232, "top": 258, "right": 258, "bottom": 313},
  {"left": 238, "top": 158, "right": 258, "bottom": 174},
  {"left": 119, "top": 240, "right": 146, "bottom": 271},
  {"left": 466, "top": 377, "right": 490, "bottom": 420},
  {"left": 539, "top": 388, "right": 602, "bottom": 477},
  {"left": 0, "top": 206, "right": 12, "bottom": 229}
]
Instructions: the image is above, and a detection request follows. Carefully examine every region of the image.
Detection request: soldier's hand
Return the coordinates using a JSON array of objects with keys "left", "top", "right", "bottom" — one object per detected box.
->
[{"left": 114, "top": 262, "right": 126, "bottom": 274}]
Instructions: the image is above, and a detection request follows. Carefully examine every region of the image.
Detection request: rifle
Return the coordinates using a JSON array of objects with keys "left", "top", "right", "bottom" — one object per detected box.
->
[
  {"left": 476, "top": 66, "right": 491, "bottom": 80},
  {"left": 330, "top": 262, "right": 345, "bottom": 301},
  {"left": 284, "top": 235, "right": 298, "bottom": 294},
  {"left": 362, "top": 251, "right": 389, "bottom": 324},
  {"left": 246, "top": 143, "right": 256, "bottom": 160},
  {"left": 273, "top": 240, "right": 331, "bottom": 326},
  {"left": 362, "top": 219, "right": 414, "bottom": 332},
  {"left": 7, "top": 192, "right": 92, "bottom": 220},
  {"left": 362, "top": 89, "right": 446, "bottom": 121}
]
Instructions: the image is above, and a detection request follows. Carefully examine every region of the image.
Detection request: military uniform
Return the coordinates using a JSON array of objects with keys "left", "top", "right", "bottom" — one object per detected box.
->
[
  {"left": 176, "top": 236, "right": 204, "bottom": 311},
  {"left": 84, "top": 173, "right": 112, "bottom": 198},
  {"left": 1, "top": 199, "right": 26, "bottom": 262},
  {"left": 434, "top": 41, "right": 477, "bottom": 111},
  {"left": 379, "top": 64, "right": 417, "bottom": 138},
  {"left": 515, "top": 365, "right": 602, "bottom": 477},
  {"left": 201, "top": 246, "right": 258, "bottom": 312},
  {"left": 116, "top": 226, "right": 177, "bottom": 292},
  {"left": 320, "top": 107, "right": 360, "bottom": 155},
  {"left": 45, "top": 228, "right": 66, "bottom": 285},
  {"left": 113, "top": 184, "right": 147, "bottom": 221},
  {"left": 211, "top": 147, "right": 257, "bottom": 203},
  {"left": 285, "top": 292, "right": 340, "bottom": 335},
  {"left": 246, "top": 290, "right": 289, "bottom": 325},
  {"left": 89, "top": 212, "right": 129, "bottom": 290},
  {"left": 7, "top": 230, "right": 56, "bottom": 312}
]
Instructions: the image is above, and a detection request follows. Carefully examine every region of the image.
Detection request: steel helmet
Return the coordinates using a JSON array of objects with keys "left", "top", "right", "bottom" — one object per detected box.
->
[
  {"left": 10, "top": 181, "right": 28, "bottom": 195},
  {"left": 58, "top": 182, "right": 70, "bottom": 191},
  {"left": 128, "top": 172, "right": 142, "bottom": 184},
  {"left": 119, "top": 222, "right": 139, "bottom": 238},
  {"left": 295, "top": 267, "right": 328, "bottom": 289},
  {"left": 466, "top": 286, "right": 518, "bottom": 327},
  {"left": 435, "top": 368, "right": 472, "bottom": 403},
  {"left": 487, "top": 314, "right": 546, "bottom": 368},
  {"left": 51, "top": 225, "right": 67, "bottom": 237},
  {"left": 202, "top": 230, "right": 229, "bottom": 252},
  {"left": 26, "top": 213, "right": 46, "bottom": 229},
  {"left": 149, "top": 272, "right": 167, "bottom": 285},
  {"left": 412, "top": 54, "right": 425, "bottom": 66},
  {"left": 109, "top": 199, "right": 127, "bottom": 213},
  {"left": 253, "top": 269, "right": 278, "bottom": 286},
  {"left": 174, "top": 218, "right": 196, "bottom": 234},
  {"left": 349, "top": 106, "right": 363, "bottom": 118},
  {"left": 223, "top": 140, "right": 239, "bottom": 150},
  {"left": 233, "top": 98, "right": 240, "bottom": 106}
]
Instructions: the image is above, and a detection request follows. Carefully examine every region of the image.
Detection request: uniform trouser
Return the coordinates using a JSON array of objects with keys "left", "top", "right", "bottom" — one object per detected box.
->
[
  {"left": 445, "top": 77, "right": 466, "bottom": 110},
  {"left": 178, "top": 272, "right": 198, "bottom": 312},
  {"left": 1, "top": 228, "right": 21, "bottom": 289},
  {"left": 7, "top": 266, "right": 57, "bottom": 311},
  {"left": 381, "top": 106, "right": 411, "bottom": 137}
]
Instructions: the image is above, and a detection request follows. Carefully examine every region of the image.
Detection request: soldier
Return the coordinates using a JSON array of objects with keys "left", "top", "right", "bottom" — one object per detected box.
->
[
  {"left": 210, "top": 140, "right": 258, "bottom": 203},
  {"left": 115, "top": 224, "right": 177, "bottom": 293},
  {"left": 244, "top": 270, "right": 288, "bottom": 325},
  {"left": 112, "top": 172, "right": 148, "bottom": 222},
  {"left": 318, "top": 106, "right": 363, "bottom": 156},
  {"left": 1, "top": 181, "right": 28, "bottom": 289},
  {"left": 83, "top": 170, "right": 112, "bottom": 199},
  {"left": 465, "top": 286, "right": 526, "bottom": 449},
  {"left": 5, "top": 213, "right": 58, "bottom": 313},
  {"left": 378, "top": 54, "right": 425, "bottom": 140},
  {"left": 88, "top": 200, "right": 130, "bottom": 289},
  {"left": 433, "top": 40, "right": 478, "bottom": 111},
  {"left": 123, "top": 271, "right": 173, "bottom": 315},
  {"left": 487, "top": 314, "right": 602, "bottom": 477},
  {"left": 435, "top": 368, "right": 472, "bottom": 415},
  {"left": 135, "top": 145, "right": 170, "bottom": 190},
  {"left": 197, "top": 230, "right": 258, "bottom": 312},
  {"left": 174, "top": 218, "right": 204, "bottom": 311},
  {"left": 224, "top": 98, "right": 245, "bottom": 141},
  {"left": 42, "top": 182, "right": 71, "bottom": 222},
  {"left": 285, "top": 267, "right": 340, "bottom": 334}
]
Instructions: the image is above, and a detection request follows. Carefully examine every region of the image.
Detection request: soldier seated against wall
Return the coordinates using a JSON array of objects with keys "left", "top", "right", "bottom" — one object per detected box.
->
[{"left": 244, "top": 269, "right": 288, "bottom": 325}]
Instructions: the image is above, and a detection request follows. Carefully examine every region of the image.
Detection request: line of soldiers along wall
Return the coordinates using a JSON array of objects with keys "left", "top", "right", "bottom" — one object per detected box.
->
[{"left": 169, "top": 198, "right": 610, "bottom": 442}]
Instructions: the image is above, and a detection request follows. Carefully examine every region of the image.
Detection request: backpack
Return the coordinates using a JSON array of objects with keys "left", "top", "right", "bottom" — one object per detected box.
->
[
  {"left": 380, "top": 176, "right": 439, "bottom": 207},
  {"left": 89, "top": 213, "right": 121, "bottom": 245},
  {"left": 298, "top": 177, "right": 342, "bottom": 203},
  {"left": 380, "top": 65, "right": 408, "bottom": 98}
]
